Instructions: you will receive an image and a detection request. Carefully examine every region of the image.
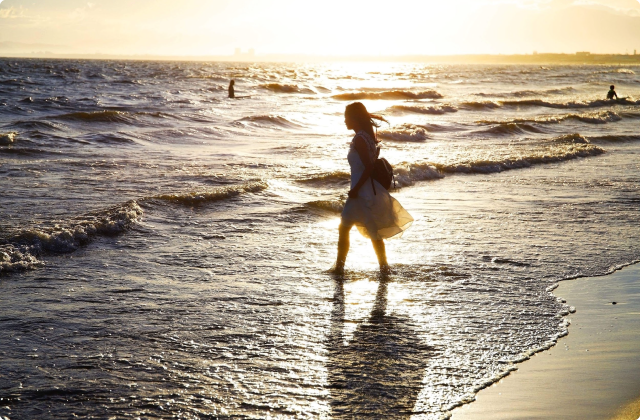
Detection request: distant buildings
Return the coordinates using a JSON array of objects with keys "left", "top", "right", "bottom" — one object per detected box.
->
[
  {"left": 234, "top": 48, "right": 255, "bottom": 60},
  {"left": 576, "top": 51, "right": 591, "bottom": 57}
]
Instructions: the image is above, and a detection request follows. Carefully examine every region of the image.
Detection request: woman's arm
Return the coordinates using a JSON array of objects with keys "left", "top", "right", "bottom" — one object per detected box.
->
[{"left": 348, "top": 136, "right": 374, "bottom": 199}]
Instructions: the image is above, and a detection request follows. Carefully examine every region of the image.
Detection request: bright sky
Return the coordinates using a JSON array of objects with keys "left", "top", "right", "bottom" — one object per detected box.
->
[{"left": 1, "top": 0, "right": 640, "bottom": 56}]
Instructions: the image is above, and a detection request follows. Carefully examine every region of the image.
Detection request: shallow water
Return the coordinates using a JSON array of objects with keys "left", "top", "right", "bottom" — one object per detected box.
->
[{"left": 1, "top": 59, "right": 640, "bottom": 419}]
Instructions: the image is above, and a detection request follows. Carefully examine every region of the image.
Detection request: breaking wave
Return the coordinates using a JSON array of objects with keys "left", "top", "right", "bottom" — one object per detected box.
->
[
  {"left": 477, "top": 110, "right": 623, "bottom": 126},
  {"left": 297, "top": 136, "right": 604, "bottom": 189},
  {"left": 1, "top": 182, "right": 270, "bottom": 273},
  {"left": 386, "top": 104, "right": 458, "bottom": 115},
  {"left": 332, "top": 90, "right": 443, "bottom": 100},
  {"left": 260, "top": 83, "right": 315, "bottom": 94},
  {"left": 235, "top": 115, "right": 303, "bottom": 128},
  {"left": 378, "top": 124, "right": 429, "bottom": 142},
  {"left": 547, "top": 133, "right": 590, "bottom": 145},
  {"left": 306, "top": 199, "right": 345, "bottom": 213},
  {"left": 393, "top": 162, "right": 444, "bottom": 187},
  {"left": 463, "top": 98, "right": 640, "bottom": 111},
  {"left": 480, "top": 123, "right": 544, "bottom": 136},
  {"left": 152, "top": 181, "right": 268, "bottom": 206},
  {"left": 0, "top": 201, "right": 143, "bottom": 274},
  {"left": 434, "top": 142, "right": 604, "bottom": 175},
  {"left": 461, "top": 101, "right": 501, "bottom": 111},
  {"left": 596, "top": 68, "right": 635, "bottom": 75},
  {"left": 0, "top": 132, "right": 17, "bottom": 145},
  {"left": 475, "top": 87, "right": 576, "bottom": 98},
  {"left": 502, "top": 98, "right": 640, "bottom": 109},
  {"left": 298, "top": 171, "right": 350, "bottom": 184}
]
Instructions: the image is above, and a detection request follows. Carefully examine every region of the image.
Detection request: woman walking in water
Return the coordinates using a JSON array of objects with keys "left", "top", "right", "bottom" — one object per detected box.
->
[{"left": 333, "top": 102, "right": 413, "bottom": 273}]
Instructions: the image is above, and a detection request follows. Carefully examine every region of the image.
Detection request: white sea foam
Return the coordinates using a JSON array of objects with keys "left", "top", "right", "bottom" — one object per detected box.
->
[{"left": 0, "top": 132, "right": 17, "bottom": 145}]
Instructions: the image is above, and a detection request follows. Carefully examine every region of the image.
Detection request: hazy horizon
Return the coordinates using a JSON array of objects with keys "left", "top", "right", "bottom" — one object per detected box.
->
[{"left": 1, "top": 0, "right": 640, "bottom": 57}]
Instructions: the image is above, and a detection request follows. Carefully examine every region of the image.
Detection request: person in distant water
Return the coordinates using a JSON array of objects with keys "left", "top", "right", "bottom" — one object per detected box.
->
[
  {"left": 607, "top": 85, "right": 618, "bottom": 100},
  {"left": 228, "top": 80, "right": 235, "bottom": 99},
  {"left": 332, "top": 102, "right": 413, "bottom": 274}
]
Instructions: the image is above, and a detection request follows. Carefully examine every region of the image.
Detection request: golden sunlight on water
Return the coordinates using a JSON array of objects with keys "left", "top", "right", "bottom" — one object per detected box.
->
[{"left": 2, "top": 56, "right": 640, "bottom": 419}]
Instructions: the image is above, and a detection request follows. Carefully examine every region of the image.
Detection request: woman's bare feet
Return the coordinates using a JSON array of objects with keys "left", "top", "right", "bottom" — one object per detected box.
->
[
  {"left": 379, "top": 264, "right": 392, "bottom": 275},
  {"left": 329, "top": 261, "right": 345, "bottom": 275}
]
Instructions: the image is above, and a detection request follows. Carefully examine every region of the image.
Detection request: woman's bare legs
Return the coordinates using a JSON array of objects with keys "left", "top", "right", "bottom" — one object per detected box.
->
[
  {"left": 371, "top": 239, "right": 389, "bottom": 272},
  {"left": 333, "top": 222, "right": 389, "bottom": 273},
  {"left": 332, "top": 222, "right": 352, "bottom": 273}
]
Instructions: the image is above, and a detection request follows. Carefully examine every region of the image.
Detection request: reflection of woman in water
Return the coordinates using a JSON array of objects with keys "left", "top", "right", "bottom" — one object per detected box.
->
[
  {"left": 326, "top": 275, "right": 430, "bottom": 417},
  {"left": 333, "top": 102, "right": 413, "bottom": 274},
  {"left": 228, "top": 80, "right": 235, "bottom": 98}
]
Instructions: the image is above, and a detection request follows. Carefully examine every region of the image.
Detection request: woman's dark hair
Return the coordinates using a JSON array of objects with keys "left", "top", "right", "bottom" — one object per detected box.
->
[
  {"left": 345, "top": 102, "right": 388, "bottom": 143},
  {"left": 610, "top": 85, "right": 615, "bottom": 89}
]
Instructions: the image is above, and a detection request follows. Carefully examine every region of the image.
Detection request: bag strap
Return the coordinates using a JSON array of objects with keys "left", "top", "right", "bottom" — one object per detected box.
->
[{"left": 369, "top": 147, "right": 381, "bottom": 195}]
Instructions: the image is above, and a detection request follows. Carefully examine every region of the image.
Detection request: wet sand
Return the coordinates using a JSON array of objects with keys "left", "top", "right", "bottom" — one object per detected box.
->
[{"left": 451, "top": 263, "right": 640, "bottom": 420}]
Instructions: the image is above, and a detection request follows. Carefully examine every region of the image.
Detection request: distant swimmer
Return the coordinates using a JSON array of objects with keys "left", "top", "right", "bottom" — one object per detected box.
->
[
  {"left": 607, "top": 85, "right": 618, "bottom": 100},
  {"left": 228, "top": 80, "right": 235, "bottom": 99}
]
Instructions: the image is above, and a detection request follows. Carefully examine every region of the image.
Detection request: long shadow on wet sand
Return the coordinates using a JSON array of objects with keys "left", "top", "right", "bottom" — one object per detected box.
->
[{"left": 326, "top": 274, "right": 434, "bottom": 419}]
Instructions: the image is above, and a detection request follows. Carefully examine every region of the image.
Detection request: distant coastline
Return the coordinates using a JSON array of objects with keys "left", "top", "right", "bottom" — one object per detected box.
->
[{"left": 1, "top": 50, "right": 640, "bottom": 64}]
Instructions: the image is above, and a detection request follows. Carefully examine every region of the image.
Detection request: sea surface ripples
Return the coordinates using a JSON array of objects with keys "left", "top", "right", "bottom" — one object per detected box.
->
[{"left": 1, "top": 59, "right": 640, "bottom": 419}]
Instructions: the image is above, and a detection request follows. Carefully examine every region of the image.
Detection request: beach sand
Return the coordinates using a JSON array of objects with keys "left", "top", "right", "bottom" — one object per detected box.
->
[{"left": 451, "top": 263, "right": 640, "bottom": 420}]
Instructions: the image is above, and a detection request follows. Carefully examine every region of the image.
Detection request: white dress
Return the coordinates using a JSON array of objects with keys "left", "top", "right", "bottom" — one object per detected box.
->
[{"left": 341, "top": 131, "right": 413, "bottom": 240}]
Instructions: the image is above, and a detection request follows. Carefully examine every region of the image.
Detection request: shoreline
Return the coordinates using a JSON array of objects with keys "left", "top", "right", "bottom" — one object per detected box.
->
[{"left": 450, "top": 262, "right": 640, "bottom": 420}]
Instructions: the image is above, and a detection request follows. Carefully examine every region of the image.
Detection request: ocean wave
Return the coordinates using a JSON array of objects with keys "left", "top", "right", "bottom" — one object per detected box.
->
[
  {"left": 10, "top": 120, "right": 65, "bottom": 131},
  {"left": 260, "top": 83, "right": 315, "bottom": 94},
  {"left": 422, "top": 123, "right": 460, "bottom": 132},
  {"left": 112, "top": 79, "right": 144, "bottom": 85},
  {"left": 296, "top": 136, "right": 603, "bottom": 190},
  {"left": 569, "top": 110, "right": 623, "bottom": 124},
  {"left": 332, "top": 90, "right": 443, "bottom": 100},
  {"left": 0, "top": 182, "right": 270, "bottom": 273},
  {"left": 378, "top": 124, "right": 429, "bottom": 142},
  {"left": 78, "top": 133, "right": 137, "bottom": 145},
  {"left": 548, "top": 133, "right": 590, "bottom": 145},
  {"left": 306, "top": 199, "right": 345, "bottom": 213},
  {"left": 477, "top": 110, "right": 623, "bottom": 126},
  {"left": 595, "top": 68, "right": 635, "bottom": 75},
  {"left": 393, "top": 162, "right": 444, "bottom": 187},
  {"left": 236, "top": 115, "right": 303, "bottom": 128},
  {"left": 463, "top": 98, "right": 640, "bottom": 111},
  {"left": 618, "top": 111, "right": 640, "bottom": 119},
  {"left": 152, "top": 181, "right": 268, "bottom": 206},
  {"left": 587, "top": 134, "right": 640, "bottom": 143},
  {"left": 0, "top": 132, "right": 17, "bottom": 145},
  {"left": 0, "top": 146, "right": 52, "bottom": 156},
  {"left": 0, "top": 201, "right": 143, "bottom": 274},
  {"left": 53, "top": 110, "right": 137, "bottom": 124},
  {"left": 50, "top": 110, "right": 171, "bottom": 125},
  {"left": 185, "top": 75, "right": 228, "bottom": 82},
  {"left": 475, "top": 87, "right": 575, "bottom": 98},
  {"left": 298, "top": 171, "right": 350, "bottom": 184},
  {"left": 0, "top": 78, "right": 36, "bottom": 86},
  {"left": 480, "top": 122, "right": 544, "bottom": 136},
  {"left": 435, "top": 142, "right": 604, "bottom": 175},
  {"left": 460, "top": 101, "right": 502, "bottom": 110},
  {"left": 501, "top": 98, "right": 640, "bottom": 109},
  {"left": 386, "top": 104, "right": 458, "bottom": 115}
]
